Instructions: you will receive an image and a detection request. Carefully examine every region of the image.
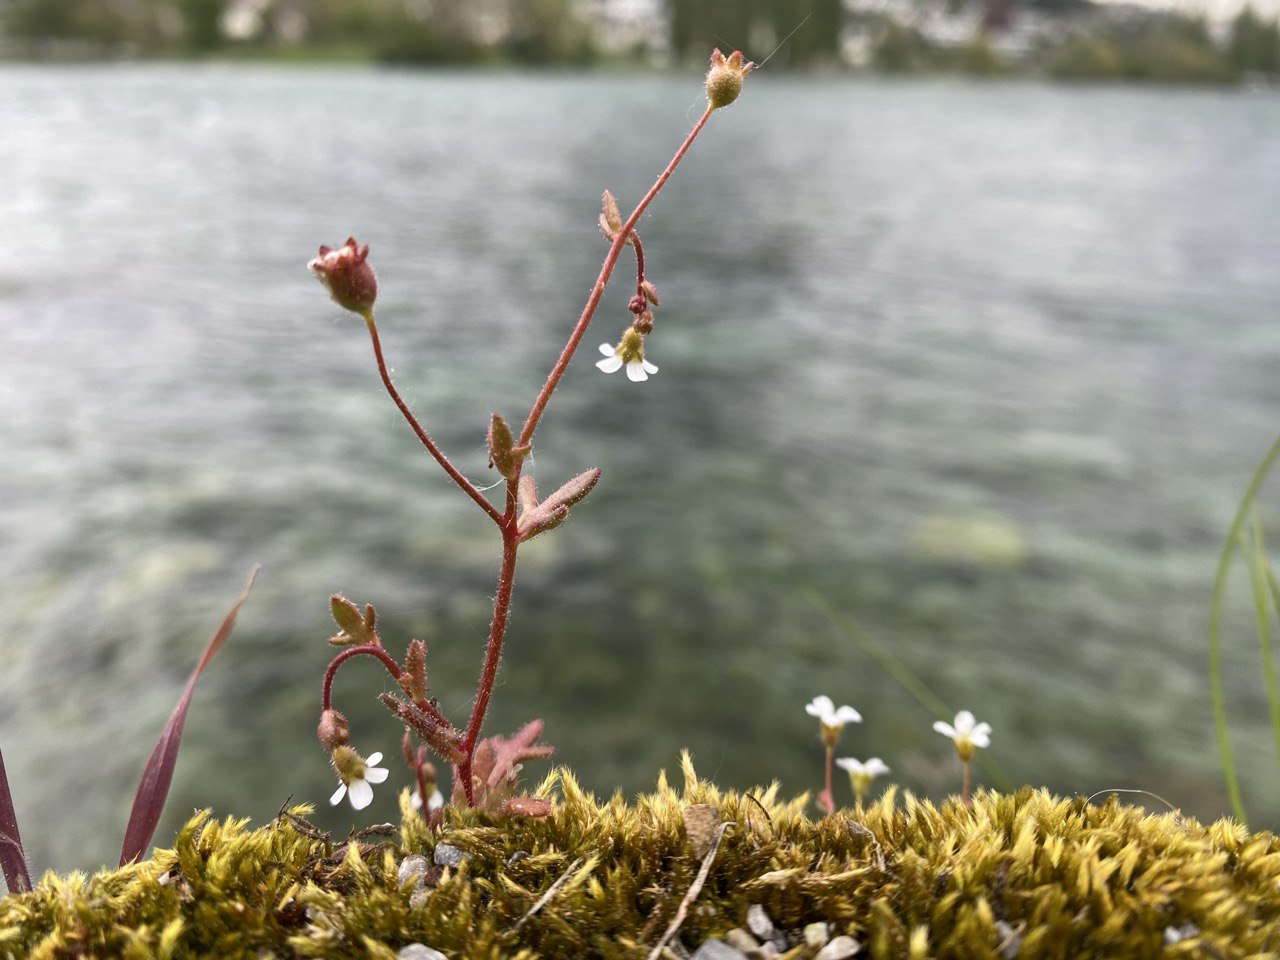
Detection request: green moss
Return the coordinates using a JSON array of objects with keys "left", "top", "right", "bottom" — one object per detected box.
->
[{"left": 3, "top": 757, "right": 1279, "bottom": 958}]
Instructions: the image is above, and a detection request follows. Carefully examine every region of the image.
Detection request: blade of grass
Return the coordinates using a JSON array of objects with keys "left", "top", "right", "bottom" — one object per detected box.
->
[
  {"left": 119, "top": 567, "right": 257, "bottom": 866},
  {"left": 0, "top": 747, "right": 31, "bottom": 893},
  {"left": 804, "top": 587, "right": 1014, "bottom": 791},
  {"left": 1207, "top": 435, "right": 1280, "bottom": 826},
  {"left": 1244, "top": 511, "right": 1280, "bottom": 764}
]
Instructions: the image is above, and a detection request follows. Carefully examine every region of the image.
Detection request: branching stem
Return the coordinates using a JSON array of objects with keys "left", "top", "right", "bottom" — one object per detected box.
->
[{"left": 362, "top": 313, "right": 503, "bottom": 526}]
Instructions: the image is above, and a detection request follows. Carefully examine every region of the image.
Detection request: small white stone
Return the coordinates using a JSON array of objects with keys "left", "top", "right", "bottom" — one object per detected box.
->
[
  {"left": 397, "top": 854, "right": 430, "bottom": 886},
  {"left": 433, "top": 843, "right": 465, "bottom": 868},
  {"left": 397, "top": 945, "right": 447, "bottom": 960},
  {"left": 689, "top": 938, "right": 749, "bottom": 960},
  {"left": 803, "top": 922, "right": 830, "bottom": 946},
  {"left": 814, "top": 935, "right": 860, "bottom": 960},
  {"left": 746, "top": 904, "right": 775, "bottom": 940}
]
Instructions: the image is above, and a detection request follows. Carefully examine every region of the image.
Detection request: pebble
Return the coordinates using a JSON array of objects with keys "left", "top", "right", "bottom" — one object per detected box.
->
[
  {"left": 814, "top": 935, "right": 860, "bottom": 960},
  {"left": 724, "top": 929, "right": 759, "bottom": 954},
  {"left": 1163, "top": 922, "right": 1200, "bottom": 945},
  {"left": 397, "top": 855, "right": 430, "bottom": 886},
  {"left": 690, "top": 938, "right": 749, "bottom": 960},
  {"left": 433, "top": 843, "right": 465, "bottom": 868},
  {"left": 803, "top": 922, "right": 830, "bottom": 947},
  {"left": 746, "top": 904, "right": 775, "bottom": 941},
  {"left": 396, "top": 945, "right": 447, "bottom": 960}
]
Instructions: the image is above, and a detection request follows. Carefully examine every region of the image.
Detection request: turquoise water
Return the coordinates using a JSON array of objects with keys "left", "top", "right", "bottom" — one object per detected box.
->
[{"left": 2, "top": 66, "right": 1279, "bottom": 871}]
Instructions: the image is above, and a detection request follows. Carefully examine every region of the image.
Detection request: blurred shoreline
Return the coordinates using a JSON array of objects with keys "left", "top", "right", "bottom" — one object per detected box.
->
[{"left": 2, "top": 0, "right": 1278, "bottom": 86}]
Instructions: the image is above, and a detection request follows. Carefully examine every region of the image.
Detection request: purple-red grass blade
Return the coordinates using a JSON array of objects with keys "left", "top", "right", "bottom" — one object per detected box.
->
[
  {"left": 119, "top": 567, "right": 257, "bottom": 866},
  {"left": 0, "top": 746, "right": 32, "bottom": 893}
]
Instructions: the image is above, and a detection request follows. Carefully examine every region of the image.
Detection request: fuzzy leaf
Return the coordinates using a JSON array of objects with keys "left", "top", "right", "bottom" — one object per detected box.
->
[
  {"left": 403, "top": 639, "right": 427, "bottom": 701},
  {"left": 486, "top": 414, "right": 530, "bottom": 481},
  {"left": 598, "top": 190, "right": 634, "bottom": 246},
  {"left": 330, "top": 595, "right": 373, "bottom": 645},
  {"left": 518, "top": 475, "right": 539, "bottom": 517},
  {"left": 516, "top": 504, "right": 570, "bottom": 543},
  {"left": 119, "top": 568, "right": 257, "bottom": 866},
  {"left": 483, "top": 720, "right": 555, "bottom": 792},
  {"left": 378, "top": 694, "right": 464, "bottom": 764},
  {"left": 0, "top": 747, "right": 31, "bottom": 893},
  {"left": 540, "top": 468, "right": 601, "bottom": 514},
  {"left": 499, "top": 796, "right": 553, "bottom": 818}
]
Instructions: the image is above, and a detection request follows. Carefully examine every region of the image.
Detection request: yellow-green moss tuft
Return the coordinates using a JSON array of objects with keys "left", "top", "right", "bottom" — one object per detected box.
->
[{"left": 2, "top": 763, "right": 1279, "bottom": 958}]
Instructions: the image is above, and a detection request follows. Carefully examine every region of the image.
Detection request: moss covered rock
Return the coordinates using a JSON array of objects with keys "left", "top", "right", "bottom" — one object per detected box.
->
[{"left": 2, "top": 759, "right": 1278, "bottom": 959}]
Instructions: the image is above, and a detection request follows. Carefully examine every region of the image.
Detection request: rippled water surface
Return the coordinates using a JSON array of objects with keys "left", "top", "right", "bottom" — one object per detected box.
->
[{"left": 2, "top": 66, "right": 1280, "bottom": 870}]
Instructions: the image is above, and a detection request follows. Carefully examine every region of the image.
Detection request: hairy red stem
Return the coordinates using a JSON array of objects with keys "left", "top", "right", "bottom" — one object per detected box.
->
[
  {"left": 517, "top": 106, "right": 713, "bottom": 448},
  {"left": 363, "top": 314, "right": 503, "bottom": 525},
  {"left": 457, "top": 522, "right": 520, "bottom": 805},
  {"left": 449, "top": 110, "right": 717, "bottom": 805},
  {"left": 322, "top": 643, "right": 453, "bottom": 730}
]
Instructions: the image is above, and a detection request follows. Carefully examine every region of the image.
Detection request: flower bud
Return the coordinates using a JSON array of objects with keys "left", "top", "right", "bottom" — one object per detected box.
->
[
  {"left": 308, "top": 237, "right": 377, "bottom": 317},
  {"left": 705, "top": 48, "right": 754, "bottom": 111},
  {"left": 632, "top": 309, "right": 654, "bottom": 335},
  {"left": 318, "top": 709, "right": 350, "bottom": 750}
]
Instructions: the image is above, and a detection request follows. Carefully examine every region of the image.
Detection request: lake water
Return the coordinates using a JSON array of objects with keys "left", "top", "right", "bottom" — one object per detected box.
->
[{"left": 2, "top": 65, "right": 1279, "bottom": 872}]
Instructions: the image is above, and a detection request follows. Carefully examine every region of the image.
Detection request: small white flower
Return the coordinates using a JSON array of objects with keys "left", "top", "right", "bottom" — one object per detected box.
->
[
  {"left": 835, "top": 757, "right": 890, "bottom": 778},
  {"left": 805, "top": 695, "right": 862, "bottom": 729},
  {"left": 329, "top": 750, "right": 390, "bottom": 811},
  {"left": 934, "top": 710, "right": 992, "bottom": 758},
  {"left": 595, "top": 329, "right": 659, "bottom": 382},
  {"left": 411, "top": 787, "right": 445, "bottom": 813}
]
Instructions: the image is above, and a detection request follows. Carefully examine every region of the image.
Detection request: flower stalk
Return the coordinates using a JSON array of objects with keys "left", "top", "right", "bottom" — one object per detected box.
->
[{"left": 313, "top": 52, "right": 751, "bottom": 810}]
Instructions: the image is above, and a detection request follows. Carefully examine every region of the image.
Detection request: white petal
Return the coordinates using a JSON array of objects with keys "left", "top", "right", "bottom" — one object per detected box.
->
[
  {"left": 348, "top": 778, "right": 374, "bottom": 810},
  {"left": 835, "top": 758, "right": 863, "bottom": 774},
  {"left": 365, "top": 766, "right": 389, "bottom": 784},
  {"left": 428, "top": 789, "right": 444, "bottom": 812},
  {"left": 933, "top": 721, "right": 957, "bottom": 739},
  {"left": 598, "top": 342, "right": 617, "bottom": 357},
  {"left": 411, "top": 790, "right": 423, "bottom": 810},
  {"left": 806, "top": 695, "right": 834, "bottom": 719},
  {"left": 865, "top": 758, "right": 891, "bottom": 776},
  {"left": 366, "top": 752, "right": 383, "bottom": 766},
  {"left": 953, "top": 710, "right": 976, "bottom": 735},
  {"left": 596, "top": 356, "right": 624, "bottom": 373},
  {"left": 834, "top": 706, "right": 862, "bottom": 725},
  {"left": 641, "top": 359, "right": 659, "bottom": 374},
  {"left": 329, "top": 783, "right": 347, "bottom": 806},
  {"left": 626, "top": 360, "right": 648, "bottom": 382},
  {"left": 970, "top": 724, "right": 992, "bottom": 748}
]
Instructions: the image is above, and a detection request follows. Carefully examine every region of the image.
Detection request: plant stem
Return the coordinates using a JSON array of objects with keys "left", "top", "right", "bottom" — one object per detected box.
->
[
  {"left": 363, "top": 312, "right": 503, "bottom": 526},
  {"left": 962, "top": 759, "right": 971, "bottom": 806},
  {"left": 451, "top": 109, "right": 717, "bottom": 806},
  {"left": 322, "top": 643, "right": 453, "bottom": 730},
  {"left": 823, "top": 745, "right": 835, "bottom": 814},
  {"left": 458, "top": 522, "right": 521, "bottom": 805},
  {"left": 517, "top": 106, "right": 714, "bottom": 448}
]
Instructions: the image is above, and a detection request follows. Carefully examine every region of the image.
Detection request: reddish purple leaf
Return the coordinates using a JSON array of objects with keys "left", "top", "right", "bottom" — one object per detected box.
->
[
  {"left": 0, "top": 747, "right": 31, "bottom": 893},
  {"left": 119, "top": 568, "right": 257, "bottom": 866}
]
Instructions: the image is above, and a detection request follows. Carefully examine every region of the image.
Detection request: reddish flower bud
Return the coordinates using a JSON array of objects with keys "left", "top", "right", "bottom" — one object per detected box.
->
[
  {"left": 318, "top": 708, "right": 350, "bottom": 750},
  {"left": 309, "top": 237, "right": 377, "bottom": 317}
]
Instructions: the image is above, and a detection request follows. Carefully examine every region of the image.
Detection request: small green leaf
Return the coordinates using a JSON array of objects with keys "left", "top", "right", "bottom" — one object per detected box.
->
[
  {"left": 330, "top": 595, "right": 372, "bottom": 645},
  {"left": 487, "top": 414, "right": 531, "bottom": 481}
]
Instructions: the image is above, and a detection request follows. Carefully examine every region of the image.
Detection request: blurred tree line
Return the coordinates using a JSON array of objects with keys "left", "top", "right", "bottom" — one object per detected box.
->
[{"left": 0, "top": 0, "right": 1277, "bottom": 82}]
